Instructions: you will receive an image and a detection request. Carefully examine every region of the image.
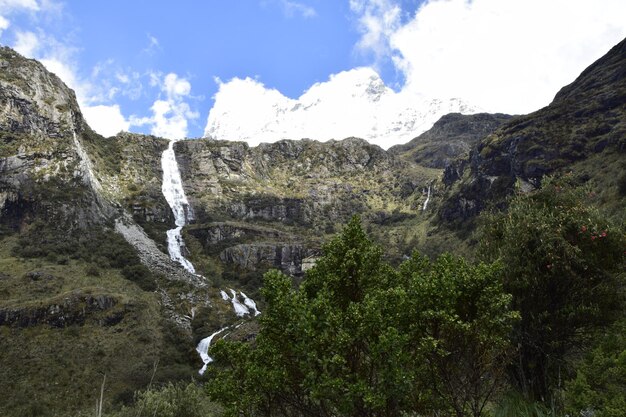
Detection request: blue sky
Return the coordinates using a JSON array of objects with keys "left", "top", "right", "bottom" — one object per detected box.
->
[{"left": 1, "top": 1, "right": 625, "bottom": 146}]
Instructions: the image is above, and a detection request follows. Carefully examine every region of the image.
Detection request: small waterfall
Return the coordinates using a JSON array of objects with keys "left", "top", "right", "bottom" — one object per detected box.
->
[
  {"left": 161, "top": 139, "right": 196, "bottom": 273},
  {"left": 196, "top": 327, "right": 228, "bottom": 375},
  {"left": 422, "top": 185, "right": 431, "bottom": 211},
  {"left": 240, "top": 291, "right": 261, "bottom": 316}
]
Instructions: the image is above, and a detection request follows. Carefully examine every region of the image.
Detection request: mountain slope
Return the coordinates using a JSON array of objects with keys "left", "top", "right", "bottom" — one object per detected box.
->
[
  {"left": 440, "top": 37, "right": 626, "bottom": 226},
  {"left": 389, "top": 112, "right": 513, "bottom": 169},
  {"left": 1, "top": 35, "right": 625, "bottom": 416},
  {"left": 0, "top": 47, "right": 222, "bottom": 417}
]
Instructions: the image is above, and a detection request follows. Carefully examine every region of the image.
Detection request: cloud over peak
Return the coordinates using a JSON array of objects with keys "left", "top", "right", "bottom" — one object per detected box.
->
[
  {"left": 205, "top": 67, "right": 478, "bottom": 148},
  {"left": 206, "top": 0, "right": 626, "bottom": 148}
]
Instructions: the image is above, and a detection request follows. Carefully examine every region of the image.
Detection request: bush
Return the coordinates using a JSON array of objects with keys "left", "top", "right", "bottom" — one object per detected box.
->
[
  {"left": 106, "top": 382, "right": 222, "bottom": 417},
  {"left": 121, "top": 264, "right": 156, "bottom": 291},
  {"left": 564, "top": 320, "right": 626, "bottom": 417},
  {"left": 479, "top": 177, "right": 626, "bottom": 402},
  {"left": 207, "top": 216, "right": 516, "bottom": 417}
]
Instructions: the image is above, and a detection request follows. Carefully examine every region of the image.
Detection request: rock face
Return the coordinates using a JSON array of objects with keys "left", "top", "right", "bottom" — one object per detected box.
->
[
  {"left": 0, "top": 47, "right": 204, "bottom": 287},
  {"left": 173, "top": 136, "right": 437, "bottom": 272},
  {"left": 0, "top": 47, "right": 111, "bottom": 230},
  {"left": 441, "top": 37, "right": 626, "bottom": 225},
  {"left": 389, "top": 113, "right": 513, "bottom": 169},
  {"left": 175, "top": 137, "right": 429, "bottom": 227},
  {"left": 220, "top": 243, "right": 317, "bottom": 276},
  {"left": 0, "top": 291, "right": 122, "bottom": 328}
]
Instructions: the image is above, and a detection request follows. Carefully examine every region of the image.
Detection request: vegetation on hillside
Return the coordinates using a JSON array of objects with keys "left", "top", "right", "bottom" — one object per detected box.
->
[
  {"left": 0, "top": 222, "right": 198, "bottom": 417},
  {"left": 198, "top": 179, "right": 624, "bottom": 417},
  {"left": 480, "top": 177, "right": 625, "bottom": 404}
]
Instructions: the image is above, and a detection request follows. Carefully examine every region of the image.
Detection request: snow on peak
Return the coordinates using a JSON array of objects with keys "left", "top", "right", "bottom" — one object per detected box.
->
[{"left": 204, "top": 67, "right": 480, "bottom": 149}]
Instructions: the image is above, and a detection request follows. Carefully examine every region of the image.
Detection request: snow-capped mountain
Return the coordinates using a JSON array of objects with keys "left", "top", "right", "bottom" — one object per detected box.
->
[{"left": 204, "top": 67, "right": 480, "bottom": 149}]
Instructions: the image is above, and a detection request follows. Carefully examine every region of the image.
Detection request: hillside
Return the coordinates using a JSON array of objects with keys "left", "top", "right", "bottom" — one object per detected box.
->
[
  {"left": 0, "top": 47, "right": 223, "bottom": 416},
  {"left": 0, "top": 35, "right": 625, "bottom": 416},
  {"left": 389, "top": 112, "right": 513, "bottom": 168},
  {"left": 0, "top": 45, "right": 454, "bottom": 416},
  {"left": 440, "top": 37, "right": 626, "bottom": 227}
]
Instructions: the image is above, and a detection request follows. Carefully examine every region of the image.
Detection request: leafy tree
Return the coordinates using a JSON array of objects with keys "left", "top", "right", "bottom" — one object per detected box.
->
[
  {"left": 479, "top": 177, "right": 625, "bottom": 402},
  {"left": 207, "top": 217, "right": 517, "bottom": 417},
  {"left": 208, "top": 216, "right": 414, "bottom": 417},
  {"left": 402, "top": 254, "right": 518, "bottom": 417},
  {"left": 564, "top": 319, "right": 626, "bottom": 417}
]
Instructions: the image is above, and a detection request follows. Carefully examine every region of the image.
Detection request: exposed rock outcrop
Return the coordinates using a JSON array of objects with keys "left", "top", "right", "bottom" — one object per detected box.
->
[
  {"left": 389, "top": 113, "right": 513, "bottom": 169},
  {"left": 220, "top": 243, "right": 317, "bottom": 276},
  {"left": 0, "top": 292, "right": 122, "bottom": 328}
]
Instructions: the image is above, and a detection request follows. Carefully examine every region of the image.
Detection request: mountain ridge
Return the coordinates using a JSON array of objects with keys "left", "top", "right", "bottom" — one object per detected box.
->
[{"left": 1, "top": 36, "right": 625, "bottom": 415}]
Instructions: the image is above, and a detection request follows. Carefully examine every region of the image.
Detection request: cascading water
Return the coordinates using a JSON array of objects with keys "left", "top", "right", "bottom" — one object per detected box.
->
[
  {"left": 161, "top": 139, "right": 196, "bottom": 273},
  {"left": 422, "top": 185, "right": 431, "bottom": 211},
  {"left": 196, "top": 327, "right": 228, "bottom": 375},
  {"left": 160, "top": 139, "right": 262, "bottom": 372}
]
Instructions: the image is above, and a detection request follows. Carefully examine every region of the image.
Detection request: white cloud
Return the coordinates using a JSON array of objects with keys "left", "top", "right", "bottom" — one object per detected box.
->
[
  {"left": 0, "top": 15, "right": 10, "bottom": 36},
  {"left": 163, "top": 73, "right": 191, "bottom": 98},
  {"left": 0, "top": 0, "right": 39, "bottom": 12},
  {"left": 13, "top": 30, "right": 39, "bottom": 56},
  {"left": 130, "top": 73, "right": 198, "bottom": 139},
  {"left": 350, "top": 0, "right": 402, "bottom": 66},
  {"left": 205, "top": 68, "right": 477, "bottom": 148},
  {"left": 0, "top": 0, "right": 40, "bottom": 39},
  {"left": 281, "top": 0, "right": 317, "bottom": 18},
  {"left": 82, "top": 104, "right": 130, "bottom": 137},
  {"left": 389, "top": 0, "right": 626, "bottom": 114},
  {"left": 206, "top": 0, "right": 626, "bottom": 148}
]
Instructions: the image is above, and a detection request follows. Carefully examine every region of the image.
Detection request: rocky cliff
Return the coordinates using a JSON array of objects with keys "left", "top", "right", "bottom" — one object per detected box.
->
[
  {"left": 0, "top": 47, "right": 111, "bottom": 230},
  {"left": 0, "top": 47, "right": 217, "bottom": 416},
  {"left": 389, "top": 112, "right": 513, "bottom": 169}
]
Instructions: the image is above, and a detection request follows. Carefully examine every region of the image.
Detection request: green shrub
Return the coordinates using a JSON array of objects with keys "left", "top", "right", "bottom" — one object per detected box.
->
[
  {"left": 480, "top": 177, "right": 626, "bottom": 402},
  {"left": 86, "top": 264, "right": 101, "bottom": 277},
  {"left": 121, "top": 264, "right": 156, "bottom": 291},
  {"left": 106, "top": 382, "right": 222, "bottom": 417}
]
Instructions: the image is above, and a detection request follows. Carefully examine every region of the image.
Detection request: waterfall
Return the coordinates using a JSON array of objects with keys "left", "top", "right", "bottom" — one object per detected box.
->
[
  {"left": 161, "top": 140, "right": 262, "bottom": 373},
  {"left": 422, "top": 185, "right": 431, "bottom": 211},
  {"left": 240, "top": 291, "right": 261, "bottom": 316},
  {"left": 161, "top": 139, "right": 196, "bottom": 273},
  {"left": 196, "top": 327, "right": 228, "bottom": 375}
]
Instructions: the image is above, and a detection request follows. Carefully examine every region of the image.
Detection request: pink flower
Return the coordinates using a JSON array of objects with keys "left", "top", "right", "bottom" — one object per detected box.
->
[{"left": 581, "top": 225, "right": 587, "bottom": 232}]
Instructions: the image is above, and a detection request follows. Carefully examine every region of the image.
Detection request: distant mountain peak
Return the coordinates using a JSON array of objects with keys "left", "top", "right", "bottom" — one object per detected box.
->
[{"left": 204, "top": 67, "right": 480, "bottom": 149}]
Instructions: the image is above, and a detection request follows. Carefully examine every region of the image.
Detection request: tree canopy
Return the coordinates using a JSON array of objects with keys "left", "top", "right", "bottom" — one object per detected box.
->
[
  {"left": 206, "top": 216, "right": 517, "bottom": 417},
  {"left": 479, "top": 177, "right": 625, "bottom": 402}
]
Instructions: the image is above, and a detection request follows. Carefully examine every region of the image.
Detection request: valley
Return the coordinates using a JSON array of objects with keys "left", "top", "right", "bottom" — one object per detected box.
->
[{"left": 0, "top": 35, "right": 625, "bottom": 416}]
